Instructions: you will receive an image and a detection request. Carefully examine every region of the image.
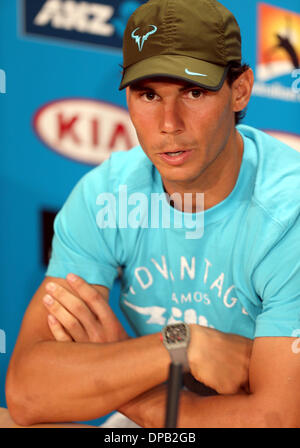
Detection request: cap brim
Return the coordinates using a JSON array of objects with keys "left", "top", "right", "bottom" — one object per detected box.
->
[{"left": 119, "top": 54, "right": 228, "bottom": 91}]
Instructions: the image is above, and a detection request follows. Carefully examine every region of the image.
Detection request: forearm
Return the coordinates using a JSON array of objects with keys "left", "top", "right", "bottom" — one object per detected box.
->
[
  {"left": 6, "top": 334, "right": 169, "bottom": 425},
  {"left": 120, "top": 387, "right": 273, "bottom": 428}
]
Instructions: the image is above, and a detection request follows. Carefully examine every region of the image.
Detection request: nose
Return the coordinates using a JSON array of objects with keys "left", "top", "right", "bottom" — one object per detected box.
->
[{"left": 159, "top": 100, "right": 184, "bottom": 135}]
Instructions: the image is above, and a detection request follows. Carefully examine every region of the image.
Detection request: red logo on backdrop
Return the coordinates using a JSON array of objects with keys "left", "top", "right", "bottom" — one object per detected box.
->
[{"left": 33, "top": 98, "right": 139, "bottom": 165}]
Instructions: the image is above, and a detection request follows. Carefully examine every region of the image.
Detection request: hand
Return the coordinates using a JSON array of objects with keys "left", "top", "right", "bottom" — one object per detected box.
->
[
  {"left": 43, "top": 274, "right": 129, "bottom": 343},
  {"left": 188, "top": 324, "right": 253, "bottom": 395}
]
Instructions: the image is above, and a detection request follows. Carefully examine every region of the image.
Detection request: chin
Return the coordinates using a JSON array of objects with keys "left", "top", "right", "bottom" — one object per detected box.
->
[{"left": 161, "top": 172, "right": 196, "bottom": 186}]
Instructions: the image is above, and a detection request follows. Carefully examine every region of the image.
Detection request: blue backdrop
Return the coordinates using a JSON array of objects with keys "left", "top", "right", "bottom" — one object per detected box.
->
[{"left": 1, "top": 0, "right": 299, "bottom": 426}]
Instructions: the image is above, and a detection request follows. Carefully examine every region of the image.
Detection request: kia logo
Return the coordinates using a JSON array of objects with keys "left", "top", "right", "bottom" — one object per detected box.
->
[{"left": 33, "top": 98, "right": 139, "bottom": 165}]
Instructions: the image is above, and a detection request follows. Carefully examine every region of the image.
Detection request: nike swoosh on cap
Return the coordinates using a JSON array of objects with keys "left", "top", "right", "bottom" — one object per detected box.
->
[{"left": 185, "top": 68, "right": 208, "bottom": 77}]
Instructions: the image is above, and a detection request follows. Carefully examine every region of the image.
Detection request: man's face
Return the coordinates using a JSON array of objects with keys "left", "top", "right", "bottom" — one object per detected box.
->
[{"left": 126, "top": 76, "right": 239, "bottom": 192}]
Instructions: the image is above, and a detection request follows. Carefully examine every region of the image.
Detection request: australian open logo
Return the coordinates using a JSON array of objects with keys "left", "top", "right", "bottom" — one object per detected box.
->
[
  {"left": 253, "top": 3, "right": 300, "bottom": 102},
  {"left": 131, "top": 25, "right": 157, "bottom": 51},
  {"left": 22, "top": 0, "right": 144, "bottom": 50}
]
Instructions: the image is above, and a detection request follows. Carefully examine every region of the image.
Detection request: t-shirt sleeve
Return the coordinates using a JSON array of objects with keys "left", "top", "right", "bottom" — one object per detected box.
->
[
  {"left": 254, "top": 212, "right": 300, "bottom": 338},
  {"left": 45, "top": 160, "right": 120, "bottom": 289}
]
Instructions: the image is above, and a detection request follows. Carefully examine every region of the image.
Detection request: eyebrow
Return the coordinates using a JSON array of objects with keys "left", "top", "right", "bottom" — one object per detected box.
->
[
  {"left": 129, "top": 84, "right": 153, "bottom": 92},
  {"left": 129, "top": 82, "right": 206, "bottom": 92}
]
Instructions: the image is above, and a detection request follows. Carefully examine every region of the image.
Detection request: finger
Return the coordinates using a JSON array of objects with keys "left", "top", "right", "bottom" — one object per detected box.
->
[
  {"left": 47, "top": 314, "right": 73, "bottom": 342},
  {"left": 43, "top": 294, "right": 88, "bottom": 342},
  {"left": 44, "top": 282, "right": 105, "bottom": 341},
  {"left": 66, "top": 274, "right": 122, "bottom": 340}
]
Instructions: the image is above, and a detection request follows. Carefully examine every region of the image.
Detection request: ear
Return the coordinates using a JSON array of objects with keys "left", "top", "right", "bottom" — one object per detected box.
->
[{"left": 232, "top": 68, "right": 254, "bottom": 113}]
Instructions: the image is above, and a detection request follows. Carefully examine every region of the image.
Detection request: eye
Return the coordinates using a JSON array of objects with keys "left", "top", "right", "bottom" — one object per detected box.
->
[
  {"left": 141, "top": 91, "right": 158, "bottom": 102},
  {"left": 186, "top": 89, "right": 203, "bottom": 99}
]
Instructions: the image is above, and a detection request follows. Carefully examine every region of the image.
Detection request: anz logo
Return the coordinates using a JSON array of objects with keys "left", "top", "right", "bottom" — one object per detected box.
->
[{"left": 22, "top": 0, "right": 144, "bottom": 50}]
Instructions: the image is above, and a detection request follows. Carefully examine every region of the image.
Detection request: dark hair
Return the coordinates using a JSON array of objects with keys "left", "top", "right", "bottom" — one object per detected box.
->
[{"left": 226, "top": 63, "right": 251, "bottom": 125}]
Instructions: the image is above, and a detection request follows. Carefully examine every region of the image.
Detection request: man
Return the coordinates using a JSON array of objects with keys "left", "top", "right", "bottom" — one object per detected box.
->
[{"left": 6, "top": 0, "right": 300, "bottom": 427}]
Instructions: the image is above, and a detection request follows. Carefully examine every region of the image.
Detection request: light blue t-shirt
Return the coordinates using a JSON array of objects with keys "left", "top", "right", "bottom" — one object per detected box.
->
[{"left": 46, "top": 125, "right": 300, "bottom": 340}]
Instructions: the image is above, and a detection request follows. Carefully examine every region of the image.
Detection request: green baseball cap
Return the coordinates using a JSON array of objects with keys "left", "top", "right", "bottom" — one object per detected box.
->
[{"left": 119, "top": 0, "right": 242, "bottom": 91}]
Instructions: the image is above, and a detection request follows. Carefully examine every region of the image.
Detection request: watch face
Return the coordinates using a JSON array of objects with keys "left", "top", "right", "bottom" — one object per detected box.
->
[{"left": 165, "top": 323, "right": 188, "bottom": 345}]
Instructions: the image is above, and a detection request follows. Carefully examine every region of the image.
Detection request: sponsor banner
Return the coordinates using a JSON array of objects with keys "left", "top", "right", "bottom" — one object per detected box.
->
[
  {"left": 22, "top": 0, "right": 144, "bottom": 50},
  {"left": 253, "top": 3, "right": 300, "bottom": 102},
  {"left": 33, "top": 98, "right": 139, "bottom": 165},
  {"left": 256, "top": 3, "right": 300, "bottom": 81}
]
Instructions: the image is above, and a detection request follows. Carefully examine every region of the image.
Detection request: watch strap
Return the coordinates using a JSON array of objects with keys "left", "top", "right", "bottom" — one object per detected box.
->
[{"left": 169, "top": 346, "right": 190, "bottom": 372}]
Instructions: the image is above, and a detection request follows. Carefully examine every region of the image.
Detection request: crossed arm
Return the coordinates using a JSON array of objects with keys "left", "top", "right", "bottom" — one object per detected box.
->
[{"left": 5, "top": 274, "right": 300, "bottom": 427}]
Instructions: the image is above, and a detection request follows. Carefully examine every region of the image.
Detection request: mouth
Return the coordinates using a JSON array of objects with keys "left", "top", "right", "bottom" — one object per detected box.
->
[
  {"left": 163, "top": 150, "right": 186, "bottom": 157},
  {"left": 158, "top": 149, "right": 193, "bottom": 166},
  {"left": 160, "top": 147, "right": 190, "bottom": 155}
]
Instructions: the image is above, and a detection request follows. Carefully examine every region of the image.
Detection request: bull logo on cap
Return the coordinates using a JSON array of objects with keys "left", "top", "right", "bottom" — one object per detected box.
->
[{"left": 131, "top": 25, "right": 157, "bottom": 51}]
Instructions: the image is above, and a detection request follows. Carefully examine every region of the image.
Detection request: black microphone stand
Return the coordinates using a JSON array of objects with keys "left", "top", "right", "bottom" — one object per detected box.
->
[{"left": 164, "top": 362, "right": 184, "bottom": 428}]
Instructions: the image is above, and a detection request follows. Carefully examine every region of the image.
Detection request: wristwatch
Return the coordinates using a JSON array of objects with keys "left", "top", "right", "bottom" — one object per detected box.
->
[{"left": 161, "top": 323, "right": 190, "bottom": 372}]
